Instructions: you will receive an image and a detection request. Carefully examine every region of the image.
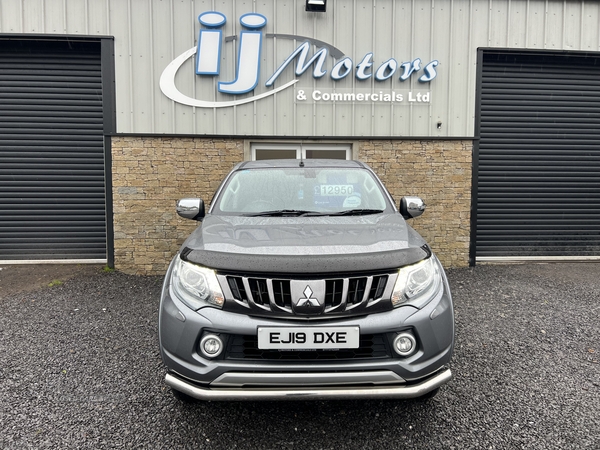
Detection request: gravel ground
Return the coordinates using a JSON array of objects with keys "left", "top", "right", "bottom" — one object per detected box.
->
[{"left": 1, "top": 263, "right": 599, "bottom": 449}]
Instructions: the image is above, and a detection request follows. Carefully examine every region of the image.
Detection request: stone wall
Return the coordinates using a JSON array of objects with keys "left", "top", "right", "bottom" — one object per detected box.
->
[
  {"left": 112, "top": 137, "right": 472, "bottom": 275},
  {"left": 111, "top": 137, "right": 244, "bottom": 275},
  {"left": 359, "top": 140, "right": 472, "bottom": 268}
]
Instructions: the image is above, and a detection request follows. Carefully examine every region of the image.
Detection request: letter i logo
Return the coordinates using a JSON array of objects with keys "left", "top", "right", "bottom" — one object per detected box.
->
[{"left": 196, "top": 12, "right": 226, "bottom": 75}]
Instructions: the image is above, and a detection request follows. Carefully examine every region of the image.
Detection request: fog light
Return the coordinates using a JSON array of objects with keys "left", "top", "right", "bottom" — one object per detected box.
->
[
  {"left": 200, "top": 334, "right": 223, "bottom": 358},
  {"left": 393, "top": 332, "right": 417, "bottom": 357}
]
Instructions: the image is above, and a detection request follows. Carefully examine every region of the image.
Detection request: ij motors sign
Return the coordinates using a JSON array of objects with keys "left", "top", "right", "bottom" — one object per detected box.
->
[{"left": 160, "top": 11, "right": 439, "bottom": 108}]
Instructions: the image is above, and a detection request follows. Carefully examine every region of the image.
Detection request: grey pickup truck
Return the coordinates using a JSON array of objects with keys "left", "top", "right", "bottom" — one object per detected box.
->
[{"left": 159, "top": 159, "right": 454, "bottom": 401}]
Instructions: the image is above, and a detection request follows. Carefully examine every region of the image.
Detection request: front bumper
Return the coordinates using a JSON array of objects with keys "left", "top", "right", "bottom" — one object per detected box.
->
[
  {"left": 165, "top": 367, "right": 452, "bottom": 401},
  {"left": 159, "top": 259, "right": 455, "bottom": 400}
]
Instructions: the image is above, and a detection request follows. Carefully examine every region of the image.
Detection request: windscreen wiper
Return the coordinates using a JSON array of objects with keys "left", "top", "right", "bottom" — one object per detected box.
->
[
  {"left": 327, "top": 209, "right": 385, "bottom": 216},
  {"left": 246, "top": 209, "right": 325, "bottom": 217}
]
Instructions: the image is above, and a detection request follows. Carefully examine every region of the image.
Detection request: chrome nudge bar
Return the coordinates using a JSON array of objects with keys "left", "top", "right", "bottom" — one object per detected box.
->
[{"left": 165, "top": 368, "right": 452, "bottom": 401}]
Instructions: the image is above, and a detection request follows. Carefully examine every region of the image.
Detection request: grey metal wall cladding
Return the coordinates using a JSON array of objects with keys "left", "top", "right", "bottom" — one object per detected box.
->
[
  {"left": 475, "top": 51, "right": 600, "bottom": 258},
  {"left": 0, "top": 40, "right": 106, "bottom": 261}
]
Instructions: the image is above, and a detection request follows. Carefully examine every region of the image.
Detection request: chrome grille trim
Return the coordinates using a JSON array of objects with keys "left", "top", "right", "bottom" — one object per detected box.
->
[{"left": 218, "top": 273, "right": 394, "bottom": 317}]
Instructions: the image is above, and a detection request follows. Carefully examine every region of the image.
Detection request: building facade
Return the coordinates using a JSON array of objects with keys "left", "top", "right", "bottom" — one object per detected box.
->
[{"left": 1, "top": 0, "right": 599, "bottom": 274}]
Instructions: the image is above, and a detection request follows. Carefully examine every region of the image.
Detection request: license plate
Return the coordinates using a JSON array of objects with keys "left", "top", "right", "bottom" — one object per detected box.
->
[{"left": 257, "top": 326, "right": 360, "bottom": 350}]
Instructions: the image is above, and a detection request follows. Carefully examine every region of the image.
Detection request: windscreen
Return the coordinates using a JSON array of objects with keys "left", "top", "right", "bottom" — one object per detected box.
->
[{"left": 214, "top": 167, "right": 390, "bottom": 214}]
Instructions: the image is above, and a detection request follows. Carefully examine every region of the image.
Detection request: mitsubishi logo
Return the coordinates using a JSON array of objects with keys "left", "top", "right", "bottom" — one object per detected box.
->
[
  {"left": 290, "top": 281, "right": 325, "bottom": 315},
  {"left": 297, "top": 286, "right": 321, "bottom": 308}
]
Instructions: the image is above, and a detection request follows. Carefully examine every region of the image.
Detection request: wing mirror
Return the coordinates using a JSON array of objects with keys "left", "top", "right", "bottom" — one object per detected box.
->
[
  {"left": 400, "top": 196, "right": 426, "bottom": 219},
  {"left": 176, "top": 198, "right": 205, "bottom": 221}
]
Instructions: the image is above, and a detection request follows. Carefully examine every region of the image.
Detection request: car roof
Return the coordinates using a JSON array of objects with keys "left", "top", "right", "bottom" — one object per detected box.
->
[{"left": 234, "top": 159, "right": 368, "bottom": 170}]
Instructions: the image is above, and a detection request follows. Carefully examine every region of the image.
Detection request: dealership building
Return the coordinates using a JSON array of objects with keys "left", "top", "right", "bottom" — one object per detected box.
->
[{"left": 1, "top": 0, "right": 599, "bottom": 274}]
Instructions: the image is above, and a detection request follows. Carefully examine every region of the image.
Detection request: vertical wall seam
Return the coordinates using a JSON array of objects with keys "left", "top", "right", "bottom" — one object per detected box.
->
[
  {"left": 409, "top": 0, "right": 416, "bottom": 136},
  {"left": 170, "top": 0, "right": 175, "bottom": 132},
  {"left": 191, "top": 0, "right": 197, "bottom": 135},
  {"left": 579, "top": 1, "right": 584, "bottom": 49},
  {"left": 149, "top": 0, "right": 155, "bottom": 134},
  {"left": 212, "top": 0, "right": 217, "bottom": 135},
  {"left": 446, "top": 0, "right": 453, "bottom": 136},
  {"left": 293, "top": 0, "right": 297, "bottom": 136},
  {"left": 466, "top": 0, "right": 473, "bottom": 136},
  {"left": 253, "top": 0, "right": 257, "bottom": 135},
  {"left": 313, "top": 5, "right": 317, "bottom": 136},
  {"left": 544, "top": 0, "right": 548, "bottom": 48},
  {"left": 127, "top": 0, "right": 134, "bottom": 131},
  {"left": 41, "top": 0, "right": 46, "bottom": 33},
  {"left": 273, "top": 0, "right": 278, "bottom": 136},
  {"left": 390, "top": 0, "right": 396, "bottom": 135},
  {"left": 370, "top": 0, "right": 375, "bottom": 137},
  {"left": 428, "top": 0, "right": 434, "bottom": 134},
  {"left": 562, "top": 0, "right": 566, "bottom": 48},
  {"left": 506, "top": 0, "right": 511, "bottom": 46},
  {"left": 488, "top": 0, "right": 492, "bottom": 46},
  {"left": 107, "top": 0, "right": 111, "bottom": 38},
  {"left": 332, "top": 0, "right": 336, "bottom": 136},
  {"left": 525, "top": 0, "right": 530, "bottom": 47},
  {"left": 351, "top": 0, "right": 356, "bottom": 138}
]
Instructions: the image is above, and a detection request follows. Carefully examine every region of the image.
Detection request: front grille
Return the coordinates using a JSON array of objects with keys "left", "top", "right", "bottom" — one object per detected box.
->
[
  {"left": 222, "top": 273, "right": 392, "bottom": 317},
  {"left": 225, "top": 334, "right": 391, "bottom": 360}
]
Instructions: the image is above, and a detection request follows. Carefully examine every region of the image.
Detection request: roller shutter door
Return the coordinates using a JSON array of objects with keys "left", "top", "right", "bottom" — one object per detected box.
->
[
  {"left": 0, "top": 40, "right": 106, "bottom": 262},
  {"left": 475, "top": 51, "right": 600, "bottom": 260}
]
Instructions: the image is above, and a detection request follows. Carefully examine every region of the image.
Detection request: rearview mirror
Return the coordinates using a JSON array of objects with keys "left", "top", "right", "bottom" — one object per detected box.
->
[
  {"left": 176, "top": 198, "right": 205, "bottom": 221},
  {"left": 400, "top": 196, "right": 426, "bottom": 219}
]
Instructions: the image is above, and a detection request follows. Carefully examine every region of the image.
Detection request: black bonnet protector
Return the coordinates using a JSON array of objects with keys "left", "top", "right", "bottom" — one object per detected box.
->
[{"left": 182, "top": 245, "right": 431, "bottom": 276}]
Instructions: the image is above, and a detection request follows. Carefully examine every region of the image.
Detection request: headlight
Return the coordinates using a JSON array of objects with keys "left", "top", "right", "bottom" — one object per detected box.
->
[
  {"left": 391, "top": 257, "right": 442, "bottom": 309},
  {"left": 171, "top": 256, "right": 224, "bottom": 310}
]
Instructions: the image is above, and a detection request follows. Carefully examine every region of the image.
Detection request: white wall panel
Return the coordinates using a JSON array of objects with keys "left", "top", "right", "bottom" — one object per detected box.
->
[
  {"left": 312, "top": 4, "right": 335, "bottom": 137},
  {"left": 22, "top": 0, "right": 44, "bottom": 33},
  {"left": 42, "top": 0, "right": 66, "bottom": 33},
  {"left": 525, "top": 0, "right": 546, "bottom": 48},
  {"left": 581, "top": 3, "right": 600, "bottom": 50},
  {"left": 172, "top": 0, "right": 196, "bottom": 134},
  {"left": 152, "top": 0, "right": 175, "bottom": 133},
  {"left": 3, "top": 0, "right": 600, "bottom": 137},
  {"left": 508, "top": 0, "right": 528, "bottom": 47},
  {"left": 330, "top": 0, "right": 355, "bottom": 136},
  {"left": 130, "top": 0, "right": 153, "bottom": 132},
  {"left": 431, "top": 0, "right": 452, "bottom": 137},
  {"left": 108, "top": 0, "right": 132, "bottom": 133},
  {"left": 449, "top": 0, "right": 472, "bottom": 137},
  {"left": 563, "top": 1, "right": 581, "bottom": 49},
  {"left": 65, "top": 0, "right": 87, "bottom": 34},
  {"left": 88, "top": 0, "right": 110, "bottom": 35},
  {"left": 489, "top": 0, "right": 510, "bottom": 47},
  {"left": 545, "top": 1, "right": 565, "bottom": 49},
  {"left": 271, "top": 0, "right": 296, "bottom": 136}
]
